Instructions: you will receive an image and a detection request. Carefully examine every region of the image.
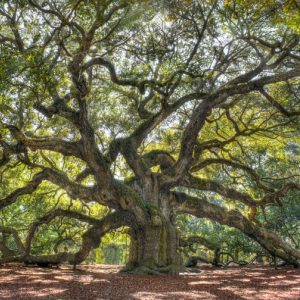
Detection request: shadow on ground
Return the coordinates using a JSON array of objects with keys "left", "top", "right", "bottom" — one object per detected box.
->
[{"left": 0, "top": 264, "right": 299, "bottom": 299}]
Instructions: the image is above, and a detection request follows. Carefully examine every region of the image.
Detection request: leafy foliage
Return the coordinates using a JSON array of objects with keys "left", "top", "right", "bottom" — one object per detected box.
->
[{"left": 0, "top": 0, "right": 299, "bottom": 271}]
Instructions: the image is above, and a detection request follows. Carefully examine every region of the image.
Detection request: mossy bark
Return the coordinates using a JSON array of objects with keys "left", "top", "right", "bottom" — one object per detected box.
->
[
  {"left": 122, "top": 180, "right": 184, "bottom": 274},
  {"left": 177, "top": 193, "right": 300, "bottom": 267},
  {"left": 126, "top": 221, "right": 183, "bottom": 274}
]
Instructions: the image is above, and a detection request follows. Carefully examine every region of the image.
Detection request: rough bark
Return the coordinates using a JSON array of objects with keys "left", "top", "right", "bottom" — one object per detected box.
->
[
  {"left": 126, "top": 221, "right": 183, "bottom": 274},
  {"left": 121, "top": 182, "right": 183, "bottom": 274},
  {"left": 176, "top": 192, "right": 300, "bottom": 267}
]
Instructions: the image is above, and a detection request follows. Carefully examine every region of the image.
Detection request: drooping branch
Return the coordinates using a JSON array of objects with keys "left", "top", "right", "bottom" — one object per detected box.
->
[
  {"left": 22, "top": 209, "right": 134, "bottom": 265},
  {"left": 0, "top": 242, "right": 16, "bottom": 258},
  {"left": 179, "top": 236, "right": 254, "bottom": 267},
  {"left": 25, "top": 208, "right": 119, "bottom": 255},
  {"left": 0, "top": 170, "right": 48, "bottom": 210},
  {"left": 53, "top": 237, "right": 76, "bottom": 254},
  {"left": 0, "top": 167, "right": 98, "bottom": 210},
  {"left": 73, "top": 210, "right": 134, "bottom": 264},
  {"left": 179, "top": 235, "right": 222, "bottom": 268},
  {"left": 175, "top": 192, "right": 300, "bottom": 266},
  {"left": 179, "top": 174, "right": 300, "bottom": 208},
  {"left": 179, "top": 175, "right": 258, "bottom": 207}
]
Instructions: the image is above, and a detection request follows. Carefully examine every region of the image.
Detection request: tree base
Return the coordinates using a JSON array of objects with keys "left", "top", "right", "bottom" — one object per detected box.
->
[{"left": 121, "top": 262, "right": 186, "bottom": 275}]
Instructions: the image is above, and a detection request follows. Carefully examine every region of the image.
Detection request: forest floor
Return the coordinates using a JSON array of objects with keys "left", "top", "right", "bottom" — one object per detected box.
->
[{"left": 0, "top": 264, "right": 299, "bottom": 299}]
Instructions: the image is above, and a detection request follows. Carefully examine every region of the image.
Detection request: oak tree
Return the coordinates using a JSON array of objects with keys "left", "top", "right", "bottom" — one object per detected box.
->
[{"left": 0, "top": 0, "right": 300, "bottom": 274}]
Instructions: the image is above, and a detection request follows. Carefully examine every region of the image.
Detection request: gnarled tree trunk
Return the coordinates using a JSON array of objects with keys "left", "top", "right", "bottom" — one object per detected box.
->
[
  {"left": 123, "top": 182, "right": 183, "bottom": 274},
  {"left": 126, "top": 221, "right": 182, "bottom": 274}
]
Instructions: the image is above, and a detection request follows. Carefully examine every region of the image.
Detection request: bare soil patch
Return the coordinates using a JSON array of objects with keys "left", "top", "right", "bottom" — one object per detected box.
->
[{"left": 0, "top": 264, "right": 299, "bottom": 299}]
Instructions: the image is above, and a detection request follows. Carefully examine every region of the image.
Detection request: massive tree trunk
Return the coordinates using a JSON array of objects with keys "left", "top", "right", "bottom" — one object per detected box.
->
[
  {"left": 124, "top": 182, "right": 183, "bottom": 274},
  {"left": 126, "top": 221, "right": 182, "bottom": 274}
]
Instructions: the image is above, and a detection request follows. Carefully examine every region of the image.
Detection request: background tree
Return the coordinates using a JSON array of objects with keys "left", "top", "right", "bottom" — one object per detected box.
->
[{"left": 0, "top": 0, "right": 300, "bottom": 274}]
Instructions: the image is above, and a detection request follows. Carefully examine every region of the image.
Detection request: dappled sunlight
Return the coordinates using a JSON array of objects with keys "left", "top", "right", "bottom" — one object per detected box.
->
[
  {"left": 0, "top": 288, "right": 68, "bottom": 299},
  {"left": 132, "top": 291, "right": 218, "bottom": 299},
  {"left": 188, "top": 280, "right": 220, "bottom": 285},
  {"left": 0, "top": 265, "right": 299, "bottom": 299}
]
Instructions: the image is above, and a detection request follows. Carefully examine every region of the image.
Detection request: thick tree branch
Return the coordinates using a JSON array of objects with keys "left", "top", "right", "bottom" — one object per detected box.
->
[
  {"left": 0, "top": 168, "right": 97, "bottom": 210},
  {"left": 175, "top": 192, "right": 300, "bottom": 266},
  {"left": 180, "top": 175, "right": 258, "bottom": 207},
  {"left": 23, "top": 209, "right": 133, "bottom": 264},
  {"left": 7, "top": 125, "right": 83, "bottom": 159},
  {"left": 82, "top": 57, "right": 156, "bottom": 94},
  {"left": 178, "top": 174, "right": 300, "bottom": 208},
  {"left": 0, "top": 170, "right": 48, "bottom": 210},
  {"left": 260, "top": 88, "right": 300, "bottom": 117}
]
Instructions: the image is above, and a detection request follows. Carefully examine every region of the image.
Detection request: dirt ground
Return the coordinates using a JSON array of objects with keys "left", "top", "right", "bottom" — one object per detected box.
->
[{"left": 0, "top": 264, "right": 299, "bottom": 299}]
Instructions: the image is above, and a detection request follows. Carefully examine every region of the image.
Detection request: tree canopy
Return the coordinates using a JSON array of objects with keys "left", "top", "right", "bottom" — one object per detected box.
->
[{"left": 0, "top": 0, "right": 300, "bottom": 274}]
